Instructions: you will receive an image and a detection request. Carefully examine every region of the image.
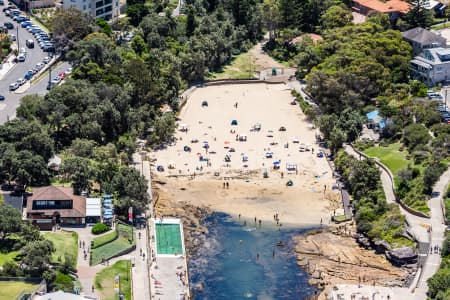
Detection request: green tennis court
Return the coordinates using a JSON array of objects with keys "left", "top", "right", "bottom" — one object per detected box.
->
[{"left": 155, "top": 223, "right": 183, "bottom": 255}]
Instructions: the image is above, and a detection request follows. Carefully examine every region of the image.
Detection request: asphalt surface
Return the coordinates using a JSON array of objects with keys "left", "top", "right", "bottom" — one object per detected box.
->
[{"left": 0, "top": 9, "right": 69, "bottom": 124}]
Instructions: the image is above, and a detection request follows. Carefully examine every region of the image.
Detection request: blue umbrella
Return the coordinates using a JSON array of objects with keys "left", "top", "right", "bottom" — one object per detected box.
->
[{"left": 273, "top": 161, "right": 280, "bottom": 165}]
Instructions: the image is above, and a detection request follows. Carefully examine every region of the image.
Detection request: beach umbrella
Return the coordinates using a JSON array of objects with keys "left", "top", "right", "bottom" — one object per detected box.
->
[
  {"left": 224, "top": 141, "right": 230, "bottom": 144},
  {"left": 231, "top": 120, "right": 238, "bottom": 125},
  {"left": 273, "top": 161, "right": 280, "bottom": 165}
]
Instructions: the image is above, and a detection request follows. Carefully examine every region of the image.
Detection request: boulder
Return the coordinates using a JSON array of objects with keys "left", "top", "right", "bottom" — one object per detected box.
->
[
  {"left": 386, "top": 247, "right": 417, "bottom": 266},
  {"left": 374, "top": 240, "right": 391, "bottom": 254}
]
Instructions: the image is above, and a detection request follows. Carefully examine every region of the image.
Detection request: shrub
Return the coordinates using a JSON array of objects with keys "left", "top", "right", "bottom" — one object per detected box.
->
[
  {"left": 54, "top": 271, "right": 74, "bottom": 292},
  {"left": 91, "top": 223, "right": 111, "bottom": 235}
]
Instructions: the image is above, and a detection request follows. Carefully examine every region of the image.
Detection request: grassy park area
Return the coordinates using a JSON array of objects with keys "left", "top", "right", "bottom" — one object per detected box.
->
[
  {"left": 363, "top": 143, "right": 411, "bottom": 177},
  {"left": 43, "top": 231, "right": 78, "bottom": 267},
  {"left": 91, "top": 224, "right": 135, "bottom": 265},
  {"left": 209, "top": 52, "right": 256, "bottom": 80},
  {"left": 94, "top": 260, "right": 132, "bottom": 300},
  {"left": 0, "top": 281, "right": 40, "bottom": 299}
]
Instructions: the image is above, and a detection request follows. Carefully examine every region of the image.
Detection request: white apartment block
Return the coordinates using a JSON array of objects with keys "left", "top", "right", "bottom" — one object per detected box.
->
[
  {"left": 63, "top": 0, "right": 119, "bottom": 20},
  {"left": 411, "top": 47, "right": 450, "bottom": 86}
]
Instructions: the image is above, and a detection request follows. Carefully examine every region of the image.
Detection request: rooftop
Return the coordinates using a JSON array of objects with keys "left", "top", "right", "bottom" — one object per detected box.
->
[
  {"left": 353, "top": 0, "right": 412, "bottom": 14},
  {"left": 402, "top": 27, "right": 446, "bottom": 46},
  {"left": 26, "top": 186, "right": 86, "bottom": 218}
]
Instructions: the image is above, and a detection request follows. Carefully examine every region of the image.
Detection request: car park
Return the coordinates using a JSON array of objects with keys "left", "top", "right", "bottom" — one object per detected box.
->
[{"left": 9, "top": 82, "right": 19, "bottom": 90}]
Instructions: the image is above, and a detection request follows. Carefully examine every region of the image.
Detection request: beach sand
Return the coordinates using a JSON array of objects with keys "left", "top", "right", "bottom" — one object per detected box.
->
[{"left": 152, "top": 83, "right": 340, "bottom": 226}]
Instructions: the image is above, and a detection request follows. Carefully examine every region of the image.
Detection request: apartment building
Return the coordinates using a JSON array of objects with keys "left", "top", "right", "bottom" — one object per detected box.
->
[{"left": 62, "top": 0, "right": 119, "bottom": 20}]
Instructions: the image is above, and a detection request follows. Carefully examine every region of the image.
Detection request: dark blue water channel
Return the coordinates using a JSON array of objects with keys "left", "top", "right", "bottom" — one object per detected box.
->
[{"left": 188, "top": 212, "right": 318, "bottom": 300}]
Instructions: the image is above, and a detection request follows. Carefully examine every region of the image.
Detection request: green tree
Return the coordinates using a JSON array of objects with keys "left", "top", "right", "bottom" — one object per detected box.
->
[
  {"left": 404, "top": 0, "right": 433, "bottom": 29},
  {"left": 60, "top": 156, "right": 92, "bottom": 195},
  {"left": 320, "top": 5, "right": 353, "bottom": 30},
  {"left": 49, "top": 7, "right": 94, "bottom": 54},
  {"left": 21, "top": 240, "right": 55, "bottom": 273},
  {"left": 0, "top": 203, "right": 22, "bottom": 239},
  {"left": 403, "top": 124, "right": 431, "bottom": 152}
]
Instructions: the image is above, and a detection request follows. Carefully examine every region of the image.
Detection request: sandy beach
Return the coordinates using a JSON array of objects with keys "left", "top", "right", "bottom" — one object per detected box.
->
[{"left": 152, "top": 83, "right": 340, "bottom": 226}]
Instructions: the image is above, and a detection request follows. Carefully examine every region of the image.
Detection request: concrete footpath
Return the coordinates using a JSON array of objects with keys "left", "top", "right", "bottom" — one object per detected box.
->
[{"left": 0, "top": 55, "right": 16, "bottom": 80}]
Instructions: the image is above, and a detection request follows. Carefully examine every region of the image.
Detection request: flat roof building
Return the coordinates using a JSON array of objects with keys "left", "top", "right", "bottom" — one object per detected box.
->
[{"left": 62, "top": 0, "right": 120, "bottom": 20}]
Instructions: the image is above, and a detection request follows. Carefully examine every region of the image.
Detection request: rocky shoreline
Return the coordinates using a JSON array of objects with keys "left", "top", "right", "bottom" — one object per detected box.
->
[{"left": 293, "top": 224, "right": 417, "bottom": 298}]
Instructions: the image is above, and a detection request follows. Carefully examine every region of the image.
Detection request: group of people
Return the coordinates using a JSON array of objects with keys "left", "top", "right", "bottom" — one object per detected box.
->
[
  {"left": 431, "top": 244, "right": 442, "bottom": 254},
  {"left": 79, "top": 240, "right": 90, "bottom": 261}
]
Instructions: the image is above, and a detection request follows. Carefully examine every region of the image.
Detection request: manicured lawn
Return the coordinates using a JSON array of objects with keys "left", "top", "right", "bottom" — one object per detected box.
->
[
  {"left": 92, "top": 230, "right": 118, "bottom": 248},
  {"left": 0, "top": 281, "right": 39, "bottom": 299},
  {"left": 43, "top": 231, "right": 78, "bottom": 267},
  {"left": 0, "top": 250, "right": 20, "bottom": 266},
  {"left": 363, "top": 143, "right": 411, "bottom": 176},
  {"left": 91, "top": 224, "right": 135, "bottom": 266},
  {"left": 94, "top": 260, "right": 132, "bottom": 300},
  {"left": 209, "top": 51, "right": 256, "bottom": 80}
]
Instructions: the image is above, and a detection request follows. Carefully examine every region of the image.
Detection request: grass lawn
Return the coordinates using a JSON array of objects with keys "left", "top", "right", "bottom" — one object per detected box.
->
[
  {"left": 209, "top": 52, "right": 256, "bottom": 80},
  {"left": 0, "top": 281, "right": 39, "bottom": 299},
  {"left": 92, "top": 230, "right": 118, "bottom": 248},
  {"left": 43, "top": 231, "right": 78, "bottom": 268},
  {"left": 94, "top": 260, "right": 132, "bottom": 300},
  {"left": 363, "top": 143, "right": 412, "bottom": 176},
  {"left": 91, "top": 224, "right": 135, "bottom": 266},
  {"left": 0, "top": 250, "right": 20, "bottom": 266}
]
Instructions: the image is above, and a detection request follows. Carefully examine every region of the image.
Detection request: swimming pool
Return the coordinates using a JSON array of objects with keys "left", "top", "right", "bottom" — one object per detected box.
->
[{"left": 155, "top": 223, "right": 183, "bottom": 255}]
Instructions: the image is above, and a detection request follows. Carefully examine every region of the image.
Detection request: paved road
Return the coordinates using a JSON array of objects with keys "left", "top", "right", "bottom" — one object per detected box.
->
[
  {"left": 0, "top": 60, "right": 69, "bottom": 123},
  {"left": 0, "top": 9, "right": 68, "bottom": 124}
]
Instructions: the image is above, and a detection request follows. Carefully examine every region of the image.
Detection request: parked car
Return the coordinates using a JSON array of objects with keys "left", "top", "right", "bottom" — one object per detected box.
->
[
  {"left": 9, "top": 81, "right": 19, "bottom": 90},
  {"left": 3, "top": 22, "right": 13, "bottom": 29},
  {"left": 16, "top": 77, "right": 26, "bottom": 85},
  {"left": 26, "top": 39, "right": 34, "bottom": 48},
  {"left": 9, "top": 33, "right": 15, "bottom": 40},
  {"left": 17, "top": 54, "right": 25, "bottom": 62},
  {"left": 35, "top": 62, "right": 44, "bottom": 70},
  {"left": 43, "top": 56, "right": 50, "bottom": 64},
  {"left": 0, "top": 95, "right": 5, "bottom": 100},
  {"left": 51, "top": 77, "right": 61, "bottom": 84},
  {"left": 58, "top": 71, "right": 66, "bottom": 80},
  {"left": 65, "top": 67, "right": 72, "bottom": 75},
  {"left": 19, "top": 47, "right": 26, "bottom": 54}
]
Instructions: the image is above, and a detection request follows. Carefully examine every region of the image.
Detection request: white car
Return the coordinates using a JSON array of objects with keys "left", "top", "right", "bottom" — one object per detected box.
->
[
  {"left": 36, "top": 62, "right": 44, "bottom": 70},
  {"left": 17, "top": 54, "right": 25, "bottom": 62},
  {"left": 65, "top": 67, "right": 72, "bottom": 75},
  {"left": 16, "top": 78, "right": 26, "bottom": 85},
  {"left": 51, "top": 77, "right": 61, "bottom": 84},
  {"left": 43, "top": 56, "right": 50, "bottom": 64},
  {"left": 9, "top": 82, "right": 19, "bottom": 91}
]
